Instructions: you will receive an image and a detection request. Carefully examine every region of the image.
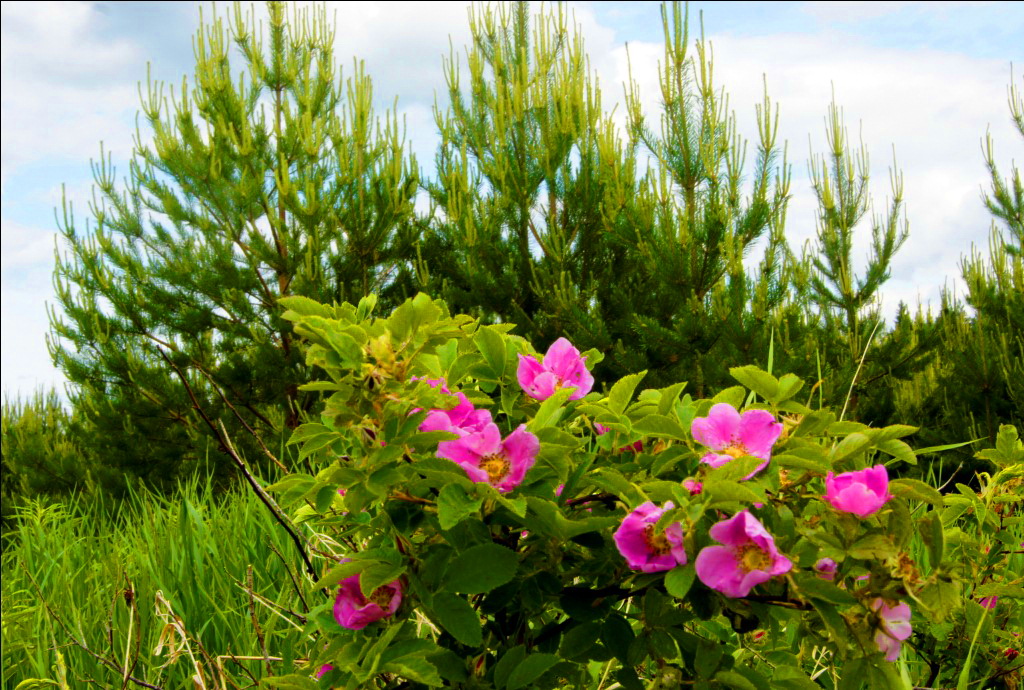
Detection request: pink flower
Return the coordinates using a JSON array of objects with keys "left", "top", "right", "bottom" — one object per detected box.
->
[
  {"left": 814, "top": 558, "right": 838, "bottom": 581},
  {"left": 978, "top": 596, "right": 998, "bottom": 610},
  {"left": 695, "top": 510, "right": 792, "bottom": 598},
  {"left": 690, "top": 403, "right": 782, "bottom": 479},
  {"left": 333, "top": 572, "right": 402, "bottom": 630},
  {"left": 595, "top": 422, "right": 644, "bottom": 453},
  {"left": 871, "top": 598, "right": 912, "bottom": 662},
  {"left": 824, "top": 465, "right": 892, "bottom": 517},
  {"left": 419, "top": 391, "right": 493, "bottom": 436},
  {"left": 316, "top": 664, "right": 334, "bottom": 679},
  {"left": 437, "top": 423, "right": 539, "bottom": 493},
  {"left": 517, "top": 337, "right": 594, "bottom": 401},
  {"left": 613, "top": 501, "right": 687, "bottom": 573}
]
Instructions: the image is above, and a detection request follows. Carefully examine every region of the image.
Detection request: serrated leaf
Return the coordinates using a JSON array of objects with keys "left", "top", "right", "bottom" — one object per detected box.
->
[
  {"left": 359, "top": 561, "right": 406, "bottom": 598},
  {"left": 730, "top": 366, "right": 780, "bottom": 402},
  {"left": 609, "top": 372, "right": 646, "bottom": 415},
  {"left": 313, "top": 559, "right": 376, "bottom": 589},
  {"left": 664, "top": 565, "right": 696, "bottom": 599},
  {"left": 890, "top": 478, "right": 942, "bottom": 505},
  {"left": 876, "top": 438, "right": 917, "bottom": 465},
  {"left": 974, "top": 582, "right": 1024, "bottom": 599},
  {"left": 632, "top": 414, "right": 688, "bottom": 440},
  {"left": 443, "top": 543, "right": 518, "bottom": 594},
  {"left": 711, "top": 386, "right": 746, "bottom": 409},
  {"left": 437, "top": 484, "right": 482, "bottom": 530},
  {"left": 848, "top": 533, "right": 897, "bottom": 560},
  {"left": 776, "top": 374, "right": 804, "bottom": 403},
  {"left": 431, "top": 592, "right": 482, "bottom": 646},
  {"left": 506, "top": 653, "right": 560, "bottom": 690},
  {"left": 260, "top": 674, "right": 320, "bottom": 689},
  {"left": 474, "top": 326, "right": 507, "bottom": 378},
  {"left": 705, "top": 480, "right": 764, "bottom": 506},
  {"left": 493, "top": 646, "right": 527, "bottom": 690},
  {"left": 830, "top": 432, "right": 872, "bottom": 463},
  {"left": 793, "top": 573, "right": 857, "bottom": 606},
  {"left": 559, "top": 622, "right": 602, "bottom": 659},
  {"left": 279, "top": 295, "right": 333, "bottom": 318},
  {"left": 528, "top": 387, "right": 574, "bottom": 430},
  {"left": 714, "top": 670, "right": 758, "bottom": 690},
  {"left": 772, "top": 453, "right": 828, "bottom": 474}
]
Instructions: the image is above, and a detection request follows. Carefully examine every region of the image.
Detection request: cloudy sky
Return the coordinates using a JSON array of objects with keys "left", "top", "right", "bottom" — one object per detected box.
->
[{"left": 2, "top": 1, "right": 1022, "bottom": 399}]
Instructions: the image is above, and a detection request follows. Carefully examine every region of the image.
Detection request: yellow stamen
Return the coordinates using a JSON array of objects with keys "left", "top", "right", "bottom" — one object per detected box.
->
[
  {"left": 723, "top": 445, "right": 747, "bottom": 459},
  {"left": 643, "top": 524, "right": 672, "bottom": 555},
  {"left": 737, "top": 543, "right": 772, "bottom": 573},
  {"left": 369, "top": 586, "right": 394, "bottom": 609},
  {"left": 479, "top": 454, "right": 511, "bottom": 483}
]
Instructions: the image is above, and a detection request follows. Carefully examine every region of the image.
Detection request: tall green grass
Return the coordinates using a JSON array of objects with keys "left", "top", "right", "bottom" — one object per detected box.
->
[{"left": 1, "top": 478, "right": 317, "bottom": 688}]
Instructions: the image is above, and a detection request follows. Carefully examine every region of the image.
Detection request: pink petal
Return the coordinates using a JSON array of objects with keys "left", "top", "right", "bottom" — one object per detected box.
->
[
  {"left": 542, "top": 338, "right": 582, "bottom": 378},
  {"left": 833, "top": 482, "right": 886, "bottom": 517},
  {"left": 875, "top": 629, "right": 902, "bottom": 662},
  {"left": 695, "top": 545, "right": 746, "bottom": 597},
  {"left": 437, "top": 423, "right": 501, "bottom": 465},
  {"left": 516, "top": 354, "right": 548, "bottom": 399},
  {"left": 737, "top": 409, "right": 783, "bottom": 457},
  {"left": 700, "top": 451, "right": 735, "bottom": 469},
  {"left": 495, "top": 425, "right": 539, "bottom": 492},
  {"left": 709, "top": 510, "right": 763, "bottom": 548},
  {"left": 691, "top": 403, "right": 741, "bottom": 450},
  {"left": 863, "top": 465, "right": 892, "bottom": 500}
]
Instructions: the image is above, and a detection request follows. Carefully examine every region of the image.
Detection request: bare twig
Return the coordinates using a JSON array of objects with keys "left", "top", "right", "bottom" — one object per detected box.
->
[
  {"left": 245, "top": 566, "right": 272, "bottom": 675},
  {"left": 157, "top": 348, "right": 322, "bottom": 590}
]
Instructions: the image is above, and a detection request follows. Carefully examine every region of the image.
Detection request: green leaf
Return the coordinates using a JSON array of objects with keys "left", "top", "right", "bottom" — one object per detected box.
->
[
  {"left": 848, "top": 533, "right": 897, "bottom": 560},
  {"left": 443, "top": 543, "right": 518, "bottom": 594},
  {"left": 772, "top": 453, "right": 828, "bottom": 474},
  {"left": 657, "top": 381, "right": 688, "bottom": 416},
  {"left": 493, "top": 646, "right": 527, "bottom": 690},
  {"left": 437, "top": 484, "right": 483, "bottom": 530},
  {"left": 705, "top": 480, "right": 765, "bottom": 507},
  {"left": 313, "top": 559, "right": 375, "bottom": 589},
  {"left": 711, "top": 386, "right": 746, "bottom": 409},
  {"left": 771, "top": 666, "right": 821, "bottom": 690},
  {"left": 664, "top": 565, "right": 696, "bottom": 599},
  {"left": 917, "top": 579, "right": 962, "bottom": 622},
  {"left": 730, "top": 366, "right": 780, "bottom": 402},
  {"left": 559, "top": 622, "right": 602, "bottom": 659},
  {"left": 474, "top": 326, "right": 507, "bottom": 378},
  {"left": 609, "top": 372, "right": 646, "bottom": 414},
  {"left": 889, "top": 478, "right": 943, "bottom": 505},
  {"left": 506, "top": 653, "right": 560, "bottom": 690},
  {"left": 976, "top": 424, "right": 1024, "bottom": 468},
  {"left": 793, "top": 573, "right": 857, "bottom": 606},
  {"left": 714, "top": 670, "right": 759, "bottom": 690},
  {"left": 775, "top": 374, "right": 805, "bottom": 403},
  {"left": 919, "top": 511, "right": 944, "bottom": 570},
  {"left": 528, "top": 388, "right": 574, "bottom": 430},
  {"left": 359, "top": 561, "right": 406, "bottom": 598},
  {"left": 632, "top": 414, "right": 689, "bottom": 440},
  {"left": 430, "top": 592, "right": 483, "bottom": 646},
  {"left": 381, "top": 657, "right": 442, "bottom": 686},
  {"left": 876, "top": 438, "right": 917, "bottom": 465},
  {"left": 975, "top": 582, "right": 1024, "bottom": 598},
  {"left": 830, "top": 432, "right": 872, "bottom": 463},
  {"left": 279, "top": 295, "right": 333, "bottom": 318},
  {"left": 260, "top": 674, "right": 320, "bottom": 690}
]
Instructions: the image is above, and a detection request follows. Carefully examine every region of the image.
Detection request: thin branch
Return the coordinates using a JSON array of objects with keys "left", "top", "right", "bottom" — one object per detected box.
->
[{"left": 157, "top": 347, "right": 322, "bottom": 589}]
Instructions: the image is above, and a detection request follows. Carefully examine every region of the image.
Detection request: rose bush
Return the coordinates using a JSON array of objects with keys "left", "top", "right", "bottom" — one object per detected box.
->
[{"left": 264, "top": 294, "right": 1022, "bottom": 690}]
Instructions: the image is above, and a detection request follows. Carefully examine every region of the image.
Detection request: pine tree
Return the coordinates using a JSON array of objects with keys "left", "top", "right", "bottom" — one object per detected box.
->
[{"left": 48, "top": 2, "right": 419, "bottom": 486}]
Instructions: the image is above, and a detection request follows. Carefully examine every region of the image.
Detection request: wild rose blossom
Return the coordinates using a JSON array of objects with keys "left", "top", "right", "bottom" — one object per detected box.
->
[
  {"left": 978, "top": 596, "right": 998, "bottom": 610},
  {"left": 333, "top": 572, "right": 402, "bottom": 630},
  {"left": 824, "top": 465, "right": 893, "bottom": 517},
  {"left": 871, "top": 598, "right": 912, "bottom": 661},
  {"left": 316, "top": 664, "right": 334, "bottom": 679},
  {"left": 695, "top": 510, "right": 792, "bottom": 598},
  {"left": 414, "top": 377, "right": 493, "bottom": 436},
  {"left": 437, "top": 423, "right": 539, "bottom": 493},
  {"left": 613, "top": 501, "right": 687, "bottom": 573},
  {"left": 517, "top": 337, "right": 594, "bottom": 401},
  {"left": 690, "top": 403, "right": 782, "bottom": 479}
]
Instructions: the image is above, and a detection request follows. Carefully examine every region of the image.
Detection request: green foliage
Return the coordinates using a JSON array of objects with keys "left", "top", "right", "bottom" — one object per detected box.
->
[
  {"left": 249, "top": 294, "right": 1019, "bottom": 688},
  {"left": 1, "top": 478, "right": 310, "bottom": 687},
  {"left": 47, "top": 1, "right": 419, "bottom": 487}
]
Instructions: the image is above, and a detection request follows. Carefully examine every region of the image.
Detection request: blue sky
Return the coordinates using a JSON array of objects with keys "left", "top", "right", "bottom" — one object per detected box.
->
[{"left": 2, "top": 1, "right": 1022, "bottom": 398}]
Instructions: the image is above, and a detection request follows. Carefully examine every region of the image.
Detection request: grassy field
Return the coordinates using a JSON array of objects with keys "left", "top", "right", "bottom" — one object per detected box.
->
[{"left": 1, "top": 479, "right": 318, "bottom": 689}]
